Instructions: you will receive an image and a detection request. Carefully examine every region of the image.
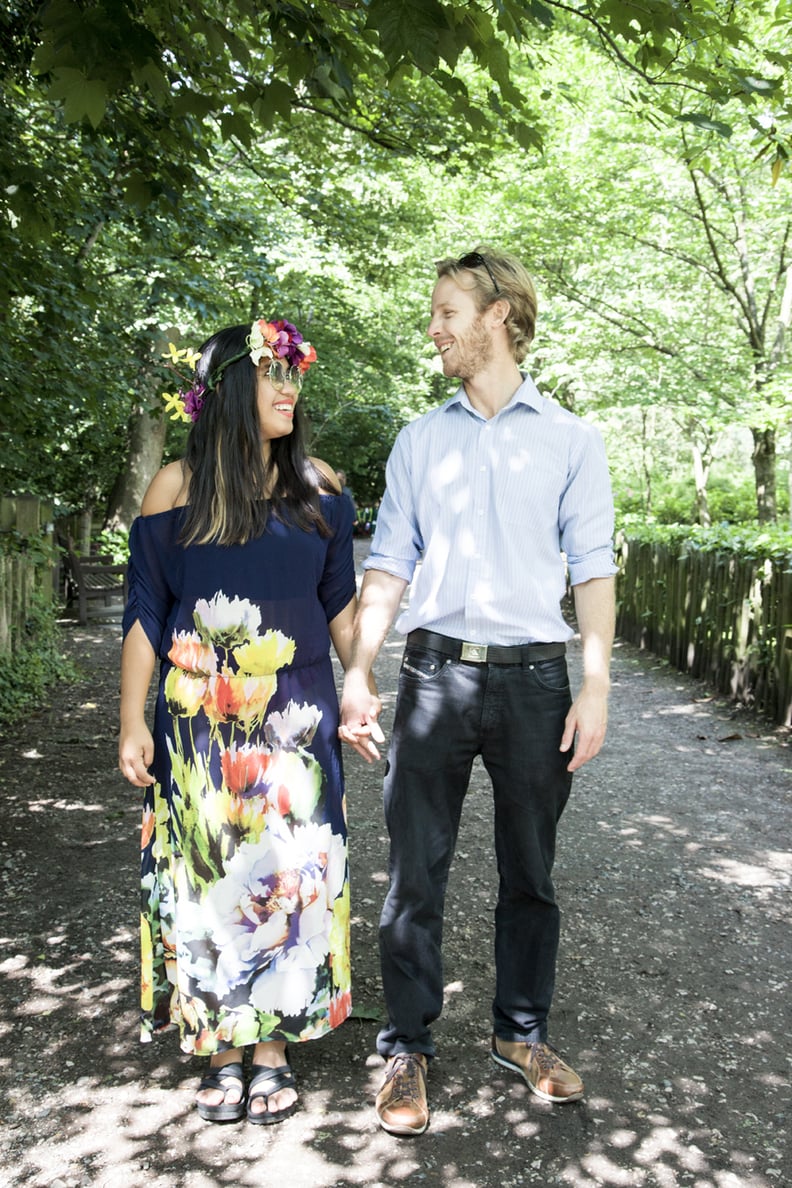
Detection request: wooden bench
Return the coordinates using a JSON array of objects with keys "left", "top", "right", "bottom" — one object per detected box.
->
[{"left": 61, "top": 538, "right": 128, "bottom": 625}]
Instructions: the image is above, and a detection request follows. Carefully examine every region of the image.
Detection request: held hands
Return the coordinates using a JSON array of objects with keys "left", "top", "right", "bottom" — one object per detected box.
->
[
  {"left": 560, "top": 681, "right": 609, "bottom": 772},
  {"left": 338, "top": 669, "right": 385, "bottom": 763},
  {"left": 118, "top": 723, "right": 156, "bottom": 787}
]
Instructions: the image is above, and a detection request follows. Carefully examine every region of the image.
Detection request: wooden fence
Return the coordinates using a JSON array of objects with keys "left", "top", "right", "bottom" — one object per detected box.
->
[
  {"left": 0, "top": 495, "right": 54, "bottom": 660},
  {"left": 3, "top": 496, "right": 791, "bottom": 724},
  {"left": 616, "top": 537, "right": 792, "bottom": 727}
]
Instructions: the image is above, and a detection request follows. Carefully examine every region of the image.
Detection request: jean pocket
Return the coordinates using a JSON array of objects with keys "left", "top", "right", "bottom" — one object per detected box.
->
[
  {"left": 529, "top": 656, "right": 570, "bottom": 692},
  {"left": 400, "top": 647, "right": 448, "bottom": 682}
]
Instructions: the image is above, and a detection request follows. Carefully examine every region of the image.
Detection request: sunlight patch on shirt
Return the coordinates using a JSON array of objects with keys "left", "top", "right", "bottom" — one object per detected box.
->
[{"left": 430, "top": 450, "right": 464, "bottom": 491}]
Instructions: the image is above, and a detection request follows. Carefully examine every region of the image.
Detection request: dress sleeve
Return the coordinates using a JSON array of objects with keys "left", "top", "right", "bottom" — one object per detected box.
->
[
  {"left": 317, "top": 496, "right": 357, "bottom": 623},
  {"left": 122, "top": 515, "right": 177, "bottom": 653}
]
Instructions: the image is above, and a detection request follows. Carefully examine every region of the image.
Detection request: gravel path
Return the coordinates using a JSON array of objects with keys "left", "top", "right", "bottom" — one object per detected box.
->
[{"left": 0, "top": 544, "right": 789, "bottom": 1187}]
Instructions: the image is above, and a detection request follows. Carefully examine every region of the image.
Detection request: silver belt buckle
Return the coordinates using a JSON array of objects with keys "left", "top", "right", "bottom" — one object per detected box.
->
[{"left": 460, "top": 641, "right": 488, "bottom": 663}]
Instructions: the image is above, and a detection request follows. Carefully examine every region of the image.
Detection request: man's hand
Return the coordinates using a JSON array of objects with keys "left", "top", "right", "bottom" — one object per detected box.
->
[
  {"left": 564, "top": 576, "right": 615, "bottom": 772},
  {"left": 339, "top": 669, "right": 385, "bottom": 762},
  {"left": 560, "top": 681, "right": 609, "bottom": 772}
]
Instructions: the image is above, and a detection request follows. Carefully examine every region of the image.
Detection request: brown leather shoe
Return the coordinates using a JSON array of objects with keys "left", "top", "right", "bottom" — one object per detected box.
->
[
  {"left": 491, "top": 1036, "right": 584, "bottom": 1103},
  {"left": 375, "top": 1053, "right": 429, "bottom": 1135}
]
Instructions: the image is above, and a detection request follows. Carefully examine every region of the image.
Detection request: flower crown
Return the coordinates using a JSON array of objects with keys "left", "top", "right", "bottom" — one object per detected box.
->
[{"left": 162, "top": 318, "right": 317, "bottom": 423}]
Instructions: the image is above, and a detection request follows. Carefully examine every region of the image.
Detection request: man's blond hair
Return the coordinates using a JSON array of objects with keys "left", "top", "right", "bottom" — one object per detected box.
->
[{"left": 435, "top": 247, "right": 537, "bottom": 362}]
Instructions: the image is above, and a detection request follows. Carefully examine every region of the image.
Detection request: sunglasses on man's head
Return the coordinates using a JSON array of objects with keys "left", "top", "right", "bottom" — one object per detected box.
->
[
  {"left": 268, "top": 360, "right": 304, "bottom": 392},
  {"left": 457, "top": 251, "right": 500, "bottom": 295}
]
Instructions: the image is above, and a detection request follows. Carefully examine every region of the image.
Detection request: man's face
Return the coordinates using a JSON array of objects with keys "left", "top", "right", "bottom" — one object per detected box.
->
[{"left": 427, "top": 274, "right": 493, "bottom": 381}]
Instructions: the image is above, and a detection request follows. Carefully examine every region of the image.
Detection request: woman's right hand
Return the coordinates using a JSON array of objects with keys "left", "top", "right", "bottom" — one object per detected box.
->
[{"left": 118, "top": 723, "right": 156, "bottom": 787}]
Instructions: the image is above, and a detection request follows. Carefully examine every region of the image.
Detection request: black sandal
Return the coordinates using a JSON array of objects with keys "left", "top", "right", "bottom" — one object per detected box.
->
[
  {"left": 246, "top": 1061, "right": 298, "bottom": 1125},
  {"left": 195, "top": 1060, "right": 246, "bottom": 1123}
]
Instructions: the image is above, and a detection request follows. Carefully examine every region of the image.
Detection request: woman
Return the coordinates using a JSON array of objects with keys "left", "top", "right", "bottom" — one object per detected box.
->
[{"left": 119, "top": 318, "right": 357, "bottom": 1125}]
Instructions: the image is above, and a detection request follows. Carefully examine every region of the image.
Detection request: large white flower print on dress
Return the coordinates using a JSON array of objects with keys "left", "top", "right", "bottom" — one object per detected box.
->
[{"left": 200, "top": 812, "right": 347, "bottom": 1010}]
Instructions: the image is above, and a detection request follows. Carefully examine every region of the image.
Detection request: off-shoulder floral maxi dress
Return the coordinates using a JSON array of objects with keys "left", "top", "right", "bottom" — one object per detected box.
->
[{"left": 122, "top": 495, "right": 355, "bottom": 1056}]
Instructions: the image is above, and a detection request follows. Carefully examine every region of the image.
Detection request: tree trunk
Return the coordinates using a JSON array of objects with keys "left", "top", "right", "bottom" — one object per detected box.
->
[
  {"left": 78, "top": 507, "right": 93, "bottom": 554},
  {"left": 641, "top": 408, "right": 652, "bottom": 515},
  {"left": 690, "top": 443, "right": 711, "bottom": 527},
  {"left": 103, "top": 405, "right": 168, "bottom": 532},
  {"left": 751, "top": 426, "right": 777, "bottom": 524}
]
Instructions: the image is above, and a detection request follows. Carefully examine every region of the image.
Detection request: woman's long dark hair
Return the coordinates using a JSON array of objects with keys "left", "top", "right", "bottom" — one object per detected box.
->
[{"left": 180, "top": 323, "right": 330, "bottom": 547}]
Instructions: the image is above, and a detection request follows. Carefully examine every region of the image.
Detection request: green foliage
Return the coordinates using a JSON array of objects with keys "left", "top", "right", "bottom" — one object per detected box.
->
[
  {"left": 0, "top": 590, "right": 78, "bottom": 725},
  {"left": 96, "top": 525, "right": 130, "bottom": 564},
  {"left": 617, "top": 516, "right": 792, "bottom": 565},
  {"left": 0, "top": 528, "right": 58, "bottom": 566},
  {"left": 1, "top": 0, "right": 790, "bottom": 535},
  {"left": 16, "top": 0, "right": 791, "bottom": 174}
]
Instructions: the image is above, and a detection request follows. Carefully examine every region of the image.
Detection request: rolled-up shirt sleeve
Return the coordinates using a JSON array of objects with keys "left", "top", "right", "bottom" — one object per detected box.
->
[
  {"left": 560, "top": 422, "right": 618, "bottom": 586},
  {"left": 363, "top": 426, "right": 424, "bottom": 583}
]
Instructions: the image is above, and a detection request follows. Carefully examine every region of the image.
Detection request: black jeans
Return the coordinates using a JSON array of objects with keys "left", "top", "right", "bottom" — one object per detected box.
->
[{"left": 377, "top": 642, "right": 573, "bottom": 1059}]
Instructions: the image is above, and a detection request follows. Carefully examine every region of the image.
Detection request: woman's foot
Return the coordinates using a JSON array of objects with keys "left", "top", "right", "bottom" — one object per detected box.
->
[
  {"left": 247, "top": 1041, "right": 298, "bottom": 1123},
  {"left": 195, "top": 1050, "right": 246, "bottom": 1122}
]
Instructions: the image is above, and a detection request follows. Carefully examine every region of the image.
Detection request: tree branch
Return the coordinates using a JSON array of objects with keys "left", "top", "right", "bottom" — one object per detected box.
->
[
  {"left": 542, "top": 262, "right": 712, "bottom": 384},
  {"left": 542, "top": 0, "right": 713, "bottom": 96}
]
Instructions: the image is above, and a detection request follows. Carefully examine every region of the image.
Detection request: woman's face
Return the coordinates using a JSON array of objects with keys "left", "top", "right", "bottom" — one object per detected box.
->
[{"left": 256, "top": 359, "right": 302, "bottom": 443}]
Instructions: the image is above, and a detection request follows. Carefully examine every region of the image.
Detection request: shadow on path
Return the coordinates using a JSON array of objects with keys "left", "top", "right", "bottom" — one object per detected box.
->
[{"left": 0, "top": 559, "right": 789, "bottom": 1187}]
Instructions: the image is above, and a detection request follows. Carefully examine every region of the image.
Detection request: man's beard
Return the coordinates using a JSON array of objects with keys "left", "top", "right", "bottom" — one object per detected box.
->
[{"left": 443, "top": 314, "right": 493, "bottom": 380}]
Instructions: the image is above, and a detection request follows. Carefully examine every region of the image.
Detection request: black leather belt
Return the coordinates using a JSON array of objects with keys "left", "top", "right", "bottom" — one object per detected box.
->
[{"left": 407, "top": 628, "right": 566, "bottom": 665}]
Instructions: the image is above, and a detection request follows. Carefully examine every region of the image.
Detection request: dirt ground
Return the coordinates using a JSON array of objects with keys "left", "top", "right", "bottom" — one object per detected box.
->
[{"left": 1, "top": 541, "right": 790, "bottom": 1188}]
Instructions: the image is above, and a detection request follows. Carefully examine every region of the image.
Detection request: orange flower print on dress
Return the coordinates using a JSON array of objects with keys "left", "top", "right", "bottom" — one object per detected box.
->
[
  {"left": 221, "top": 742, "right": 275, "bottom": 798},
  {"left": 140, "top": 806, "right": 155, "bottom": 852},
  {"left": 168, "top": 629, "right": 217, "bottom": 676},
  {"left": 328, "top": 988, "right": 352, "bottom": 1029},
  {"left": 203, "top": 673, "right": 277, "bottom": 726}
]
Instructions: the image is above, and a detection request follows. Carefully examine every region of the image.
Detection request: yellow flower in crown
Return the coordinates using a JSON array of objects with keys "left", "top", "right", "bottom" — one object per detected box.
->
[
  {"left": 234, "top": 630, "right": 296, "bottom": 676},
  {"left": 162, "top": 390, "right": 192, "bottom": 423},
  {"left": 162, "top": 344, "right": 206, "bottom": 422},
  {"left": 166, "top": 343, "right": 202, "bottom": 368}
]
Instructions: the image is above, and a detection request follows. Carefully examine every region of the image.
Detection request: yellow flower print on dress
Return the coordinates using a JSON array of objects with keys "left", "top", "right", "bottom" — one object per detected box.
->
[
  {"left": 140, "top": 915, "right": 154, "bottom": 1012},
  {"left": 234, "top": 630, "right": 296, "bottom": 675},
  {"left": 329, "top": 883, "right": 351, "bottom": 994},
  {"left": 164, "top": 667, "right": 208, "bottom": 718}
]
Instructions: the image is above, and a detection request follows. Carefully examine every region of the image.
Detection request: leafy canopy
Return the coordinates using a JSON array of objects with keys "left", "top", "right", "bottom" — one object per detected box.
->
[{"left": 22, "top": 0, "right": 792, "bottom": 176}]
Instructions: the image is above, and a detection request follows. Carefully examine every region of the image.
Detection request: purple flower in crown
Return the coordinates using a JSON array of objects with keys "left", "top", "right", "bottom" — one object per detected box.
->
[{"left": 182, "top": 383, "right": 207, "bottom": 422}]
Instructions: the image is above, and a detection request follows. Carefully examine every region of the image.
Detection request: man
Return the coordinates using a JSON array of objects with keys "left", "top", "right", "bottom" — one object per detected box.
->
[
  {"left": 339, "top": 247, "right": 616, "bottom": 1136},
  {"left": 335, "top": 469, "right": 359, "bottom": 533}
]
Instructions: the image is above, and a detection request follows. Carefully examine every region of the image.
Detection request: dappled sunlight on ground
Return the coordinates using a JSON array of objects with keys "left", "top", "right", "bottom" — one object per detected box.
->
[{"left": 0, "top": 620, "right": 789, "bottom": 1187}]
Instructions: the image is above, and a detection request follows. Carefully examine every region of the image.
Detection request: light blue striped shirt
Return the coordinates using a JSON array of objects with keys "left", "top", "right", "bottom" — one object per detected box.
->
[{"left": 363, "top": 374, "right": 617, "bottom": 645}]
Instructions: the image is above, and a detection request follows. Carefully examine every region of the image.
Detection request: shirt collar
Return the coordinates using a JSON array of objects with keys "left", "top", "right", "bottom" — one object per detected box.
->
[{"left": 445, "top": 372, "right": 544, "bottom": 418}]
